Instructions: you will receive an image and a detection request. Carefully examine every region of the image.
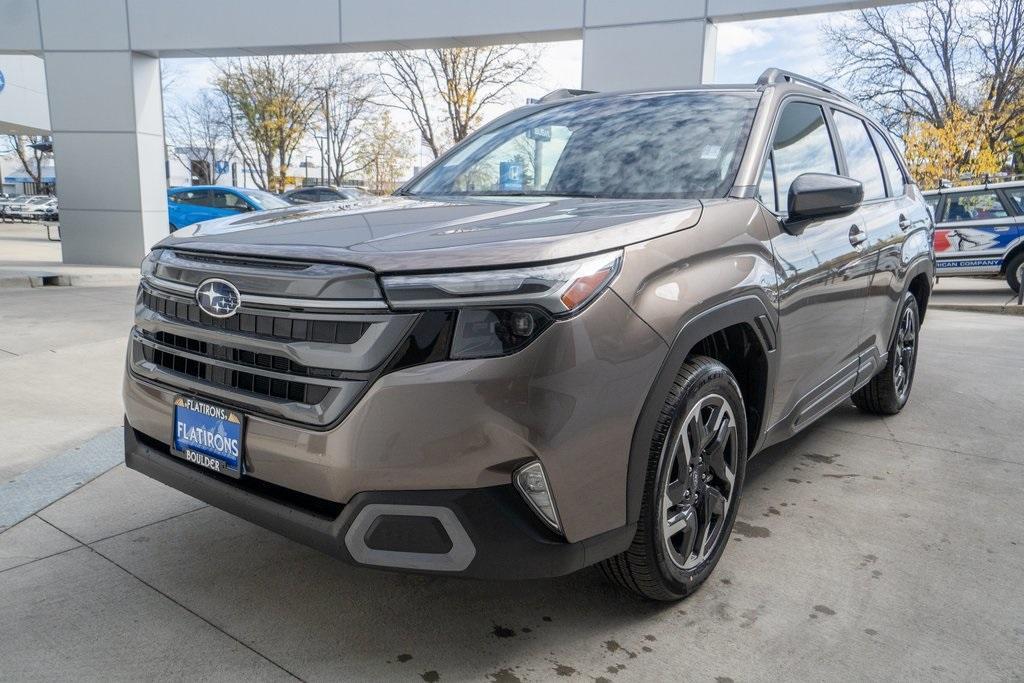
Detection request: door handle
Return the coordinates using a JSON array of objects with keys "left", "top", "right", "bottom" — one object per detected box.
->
[
  {"left": 898, "top": 214, "right": 912, "bottom": 231},
  {"left": 849, "top": 224, "right": 867, "bottom": 247}
]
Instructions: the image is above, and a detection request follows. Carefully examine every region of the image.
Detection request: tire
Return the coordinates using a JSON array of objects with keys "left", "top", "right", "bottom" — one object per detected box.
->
[
  {"left": 1005, "top": 252, "right": 1024, "bottom": 294},
  {"left": 852, "top": 291, "right": 920, "bottom": 415},
  {"left": 600, "top": 356, "right": 747, "bottom": 601}
]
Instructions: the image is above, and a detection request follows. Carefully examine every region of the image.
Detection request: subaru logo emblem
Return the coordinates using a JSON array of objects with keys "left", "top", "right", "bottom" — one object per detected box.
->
[{"left": 195, "top": 278, "right": 241, "bottom": 318}]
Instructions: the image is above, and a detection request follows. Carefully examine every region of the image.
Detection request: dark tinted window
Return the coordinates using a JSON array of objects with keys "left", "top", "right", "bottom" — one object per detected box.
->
[
  {"left": 1006, "top": 187, "right": 1024, "bottom": 213},
  {"left": 941, "top": 192, "right": 1009, "bottom": 222},
  {"left": 770, "top": 102, "right": 838, "bottom": 210},
  {"left": 408, "top": 92, "right": 761, "bottom": 199},
  {"left": 832, "top": 110, "right": 885, "bottom": 200},
  {"left": 758, "top": 154, "right": 777, "bottom": 212},
  {"left": 870, "top": 128, "right": 907, "bottom": 196},
  {"left": 170, "top": 189, "right": 212, "bottom": 205},
  {"left": 288, "top": 190, "right": 319, "bottom": 204}
]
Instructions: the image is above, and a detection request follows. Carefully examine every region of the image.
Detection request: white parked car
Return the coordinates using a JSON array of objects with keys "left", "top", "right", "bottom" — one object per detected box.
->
[{"left": 7, "top": 195, "right": 57, "bottom": 221}]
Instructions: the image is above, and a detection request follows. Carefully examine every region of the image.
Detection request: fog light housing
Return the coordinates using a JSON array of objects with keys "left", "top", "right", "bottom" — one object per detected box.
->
[
  {"left": 514, "top": 461, "right": 562, "bottom": 534},
  {"left": 450, "top": 307, "right": 550, "bottom": 359}
]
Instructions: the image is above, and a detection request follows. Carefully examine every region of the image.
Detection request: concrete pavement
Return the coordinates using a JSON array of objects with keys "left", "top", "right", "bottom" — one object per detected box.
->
[
  {"left": 0, "top": 282, "right": 135, "bottom": 483},
  {"left": 1, "top": 307, "right": 1022, "bottom": 681},
  {"left": 0, "top": 223, "right": 139, "bottom": 288},
  {"left": 931, "top": 276, "right": 1023, "bottom": 315}
]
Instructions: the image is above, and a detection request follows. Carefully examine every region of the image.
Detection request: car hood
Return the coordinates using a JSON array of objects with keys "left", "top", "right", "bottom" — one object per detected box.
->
[{"left": 160, "top": 195, "right": 703, "bottom": 272}]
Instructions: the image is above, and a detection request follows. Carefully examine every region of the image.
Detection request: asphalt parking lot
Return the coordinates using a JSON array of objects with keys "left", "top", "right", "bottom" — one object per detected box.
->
[{"left": 1, "top": 287, "right": 1023, "bottom": 680}]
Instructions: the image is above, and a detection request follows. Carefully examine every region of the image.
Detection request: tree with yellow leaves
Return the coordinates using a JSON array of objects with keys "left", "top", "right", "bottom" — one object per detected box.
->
[{"left": 903, "top": 103, "right": 1009, "bottom": 188}]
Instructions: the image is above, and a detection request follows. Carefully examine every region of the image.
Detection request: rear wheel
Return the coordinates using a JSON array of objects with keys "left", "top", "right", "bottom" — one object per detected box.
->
[
  {"left": 601, "top": 356, "right": 747, "bottom": 601},
  {"left": 1005, "top": 252, "right": 1024, "bottom": 294},
  {"left": 852, "top": 291, "right": 920, "bottom": 415}
]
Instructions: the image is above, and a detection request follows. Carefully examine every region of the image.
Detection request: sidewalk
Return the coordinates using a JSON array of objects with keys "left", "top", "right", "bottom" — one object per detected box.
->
[
  {"left": 931, "top": 276, "right": 1022, "bottom": 315},
  {"left": 1, "top": 308, "right": 1023, "bottom": 679},
  {"left": 0, "top": 282, "right": 135, "bottom": 483},
  {"left": 0, "top": 222, "right": 139, "bottom": 289}
]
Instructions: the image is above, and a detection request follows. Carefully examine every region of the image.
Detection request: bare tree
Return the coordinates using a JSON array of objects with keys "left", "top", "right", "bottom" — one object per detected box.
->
[
  {"left": 376, "top": 46, "right": 542, "bottom": 158},
  {"left": 356, "top": 111, "right": 413, "bottom": 194},
  {"left": 313, "top": 61, "right": 377, "bottom": 185},
  {"left": 823, "top": 0, "right": 1024, "bottom": 146},
  {"left": 215, "top": 55, "right": 329, "bottom": 192},
  {"left": 1, "top": 134, "right": 51, "bottom": 186},
  {"left": 165, "top": 90, "right": 235, "bottom": 184}
]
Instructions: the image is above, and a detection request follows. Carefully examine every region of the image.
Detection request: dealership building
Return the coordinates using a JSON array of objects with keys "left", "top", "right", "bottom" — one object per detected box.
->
[{"left": 0, "top": 0, "right": 905, "bottom": 266}]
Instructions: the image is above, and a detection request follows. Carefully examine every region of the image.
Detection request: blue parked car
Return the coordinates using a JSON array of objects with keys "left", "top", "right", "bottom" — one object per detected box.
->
[{"left": 167, "top": 186, "right": 291, "bottom": 231}]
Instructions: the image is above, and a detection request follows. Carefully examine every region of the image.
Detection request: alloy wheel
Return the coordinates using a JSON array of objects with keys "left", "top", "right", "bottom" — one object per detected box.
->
[
  {"left": 893, "top": 306, "right": 917, "bottom": 398},
  {"left": 660, "top": 394, "right": 739, "bottom": 570}
]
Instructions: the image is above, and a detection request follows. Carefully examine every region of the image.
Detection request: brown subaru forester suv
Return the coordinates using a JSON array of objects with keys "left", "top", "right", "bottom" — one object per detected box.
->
[{"left": 125, "top": 69, "right": 933, "bottom": 600}]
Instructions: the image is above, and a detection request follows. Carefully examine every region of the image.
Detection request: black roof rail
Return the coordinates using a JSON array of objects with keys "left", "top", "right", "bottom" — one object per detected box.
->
[
  {"left": 537, "top": 88, "right": 597, "bottom": 103},
  {"left": 757, "top": 68, "right": 852, "bottom": 102}
]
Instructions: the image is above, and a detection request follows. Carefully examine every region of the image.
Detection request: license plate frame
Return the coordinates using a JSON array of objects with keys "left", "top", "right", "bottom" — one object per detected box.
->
[{"left": 171, "top": 396, "right": 245, "bottom": 479}]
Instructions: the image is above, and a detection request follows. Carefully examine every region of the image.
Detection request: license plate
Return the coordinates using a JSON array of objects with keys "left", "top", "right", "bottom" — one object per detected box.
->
[{"left": 172, "top": 396, "right": 244, "bottom": 479}]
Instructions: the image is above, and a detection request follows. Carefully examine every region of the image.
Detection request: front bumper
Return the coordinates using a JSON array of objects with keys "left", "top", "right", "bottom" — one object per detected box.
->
[
  {"left": 125, "top": 290, "right": 668, "bottom": 543},
  {"left": 125, "top": 423, "right": 635, "bottom": 579}
]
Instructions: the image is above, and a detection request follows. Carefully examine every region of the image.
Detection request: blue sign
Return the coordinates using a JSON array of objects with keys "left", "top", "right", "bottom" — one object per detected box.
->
[
  {"left": 214, "top": 160, "right": 229, "bottom": 175},
  {"left": 499, "top": 161, "right": 524, "bottom": 191},
  {"left": 0, "top": 70, "right": 5, "bottom": 94}
]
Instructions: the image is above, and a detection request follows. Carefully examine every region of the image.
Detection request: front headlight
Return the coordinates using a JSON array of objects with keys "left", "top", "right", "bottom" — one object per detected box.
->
[
  {"left": 380, "top": 251, "right": 622, "bottom": 360},
  {"left": 381, "top": 250, "right": 622, "bottom": 315}
]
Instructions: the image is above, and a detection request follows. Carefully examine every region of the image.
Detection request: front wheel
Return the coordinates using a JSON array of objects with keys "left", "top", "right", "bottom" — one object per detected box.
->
[
  {"left": 852, "top": 291, "right": 920, "bottom": 415},
  {"left": 601, "top": 356, "right": 747, "bottom": 601}
]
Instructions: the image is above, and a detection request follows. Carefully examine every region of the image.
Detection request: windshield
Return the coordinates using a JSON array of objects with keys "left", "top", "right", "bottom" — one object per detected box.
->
[
  {"left": 244, "top": 189, "right": 291, "bottom": 209},
  {"left": 406, "top": 91, "right": 760, "bottom": 200}
]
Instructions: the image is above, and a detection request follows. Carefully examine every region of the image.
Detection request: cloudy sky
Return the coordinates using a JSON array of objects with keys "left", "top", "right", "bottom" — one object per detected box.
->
[
  {"left": 162, "top": 10, "right": 853, "bottom": 103},
  {"left": 161, "top": 9, "right": 857, "bottom": 168}
]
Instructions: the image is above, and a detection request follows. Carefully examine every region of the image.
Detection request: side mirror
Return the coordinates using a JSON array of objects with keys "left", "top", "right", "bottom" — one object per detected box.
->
[{"left": 787, "top": 173, "right": 863, "bottom": 221}]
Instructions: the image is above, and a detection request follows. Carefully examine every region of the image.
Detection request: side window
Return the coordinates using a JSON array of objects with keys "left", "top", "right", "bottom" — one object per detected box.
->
[
  {"left": 771, "top": 102, "right": 839, "bottom": 211},
  {"left": 870, "top": 128, "right": 907, "bottom": 197},
  {"left": 210, "top": 191, "right": 250, "bottom": 210},
  {"left": 941, "top": 192, "right": 1010, "bottom": 222},
  {"left": 290, "top": 190, "right": 317, "bottom": 204},
  {"left": 832, "top": 110, "right": 886, "bottom": 200},
  {"left": 172, "top": 190, "right": 211, "bottom": 205},
  {"left": 223, "top": 192, "right": 251, "bottom": 210},
  {"left": 924, "top": 195, "right": 940, "bottom": 220},
  {"left": 1005, "top": 188, "right": 1024, "bottom": 214},
  {"left": 757, "top": 153, "right": 777, "bottom": 212}
]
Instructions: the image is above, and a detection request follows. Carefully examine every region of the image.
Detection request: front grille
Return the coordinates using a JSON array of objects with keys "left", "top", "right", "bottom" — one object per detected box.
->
[
  {"left": 131, "top": 263, "right": 422, "bottom": 427},
  {"left": 139, "top": 340, "right": 330, "bottom": 404},
  {"left": 141, "top": 289, "right": 369, "bottom": 345},
  {"left": 148, "top": 330, "right": 347, "bottom": 380}
]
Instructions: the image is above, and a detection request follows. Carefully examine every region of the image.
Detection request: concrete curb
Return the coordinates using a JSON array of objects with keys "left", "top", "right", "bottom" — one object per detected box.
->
[
  {"left": 0, "top": 428, "right": 124, "bottom": 531},
  {"left": 930, "top": 303, "right": 1024, "bottom": 316},
  {"left": 0, "top": 271, "right": 139, "bottom": 289}
]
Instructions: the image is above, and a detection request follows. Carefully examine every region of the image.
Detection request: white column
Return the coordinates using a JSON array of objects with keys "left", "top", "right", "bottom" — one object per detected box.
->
[
  {"left": 581, "top": 18, "right": 717, "bottom": 91},
  {"left": 38, "top": 0, "right": 169, "bottom": 266},
  {"left": 44, "top": 50, "right": 168, "bottom": 266}
]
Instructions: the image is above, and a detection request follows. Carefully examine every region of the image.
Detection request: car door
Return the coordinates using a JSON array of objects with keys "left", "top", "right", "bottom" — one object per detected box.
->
[
  {"left": 209, "top": 190, "right": 253, "bottom": 219},
  {"left": 168, "top": 189, "right": 215, "bottom": 228},
  {"left": 757, "top": 100, "right": 874, "bottom": 431},
  {"left": 933, "top": 189, "right": 1015, "bottom": 275},
  {"left": 830, "top": 108, "right": 924, "bottom": 370}
]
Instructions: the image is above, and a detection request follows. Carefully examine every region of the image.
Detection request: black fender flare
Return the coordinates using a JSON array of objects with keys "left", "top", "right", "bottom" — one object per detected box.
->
[
  {"left": 624, "top": 294, "right": 778, "bottom": 526},
  {"left": 887, "top": 255, "right": 934, "bottom": 347}
]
